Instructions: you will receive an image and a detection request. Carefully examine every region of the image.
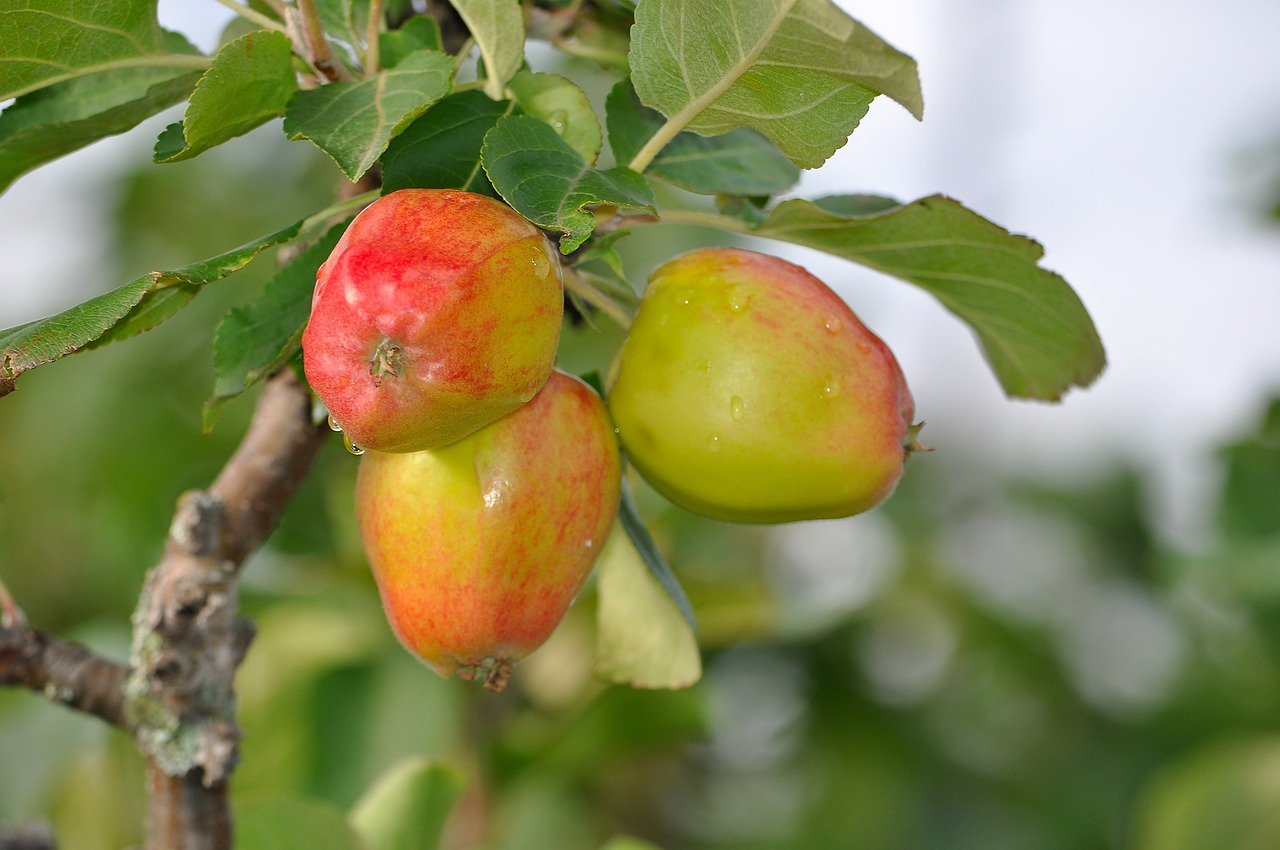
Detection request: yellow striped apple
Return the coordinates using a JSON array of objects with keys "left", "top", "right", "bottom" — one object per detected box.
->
[
  {"left": 608, "top": 247, "right": 922, "bottom": 524},
  {"left": 355, "top": 370, "right": 621, "bottom": 691},
  {"left": 303, "top": 189, "right": 563, "bottom": 453}
]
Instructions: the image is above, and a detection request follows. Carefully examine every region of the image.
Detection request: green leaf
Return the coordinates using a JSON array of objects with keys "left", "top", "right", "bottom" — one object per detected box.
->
[
  {"left": 0, "top": 31, "right": 201, "bottom": 194},
  {"left": 379, "top": 16, "right": 443, "bottom": 68},
  {"left": 315, "top": 0, "right": 371, "bottom": 58},
  {"left": 482, "top": 114, "right": 656, "bottom": 253},
  {"left": 450, "top": 0, "right": 525, "bottom": 99},
  {"left": 349, "top": 757, "right": 467, "bottom": 850},
  {"left": 203, "top": 219, "right": 350, "bottom": 430},
  {"left": 239, "top": 797, "right": 363, "bottom": 850},
  {"left": 596, "top": 525, "right": 702, "bottom": 690},
  {"left": 0, "top": 221, "right": 304, "bottom": 399},
  {"left": 605, "top": 81, "right": 799, "bottom": 196},
  {"left": 628, "top": 0, "right": 922, "bottom": 169},
  {"left": 154, "top": 30, "right": 297, "bottom": 163},
  {"left": 0, "top": 1, "right": 210, "bottom": 100},
  {"left": 617, "top": 481, "right": 697, "bottom": 632},
  {"left": 745, "top": 195, "right": 1106, "bottom": 400},
  {"left": 381, "top": 91, "right": 515, "bottom": 196},
  {"left": 284, "top": 49, "right": 454, "bottom": 181},
  {"left": 508, "top": 70, "right": 603, "bottom": 165}
]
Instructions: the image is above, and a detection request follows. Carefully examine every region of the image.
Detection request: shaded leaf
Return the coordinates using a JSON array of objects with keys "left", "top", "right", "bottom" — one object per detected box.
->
[
  {"left": 629, "top": 0, "right": 921, "bottom": 169},
  {"left": 349, "top": 757, "right": 467, "bottom": 850},
  {"left": 381, "top": 90, "right": 515, "bottom": 196},
  {"left": 605, "top": 80, "right": 798, "bottom": 196},
  {"left": 239, "top": 797, "right": 363, "bottom": 850},
  {"left": 482, "top": 114, "right": 655, "bottom": 253},
  {"left": 617, "top": 480, "right": 697, "bottom": 632},
  {"left": 203, "top": 219, "right": 350, "bottom": 429},
  {"left": 508, "top": 70, "right": 602, "bottom": 165},
  {"left": 0, "top": 1, "right": 209, "bottom": 100},
  {"left": 749, "top": 195, "right": 1106, "bottom": 400},
  {"left": 596, "top": 525, "right": 702, "bottom": 689},
  {"left": 0, "top": 221, "right": 304, "bottom": 399},
  {"left": 451, "top": 0, "right": 525, "bottom": 99},
  {"left": 154, "top": 29, "right": 297, "bottom": 163},
  {"left": 600, "top": 838, "right": 666, "bottom": 850},
  {"left": 379, "top": 16, "right": 443, "bottom": 68},
  {"left": 0, "top": 32, "right": 201, "bottom": 194},
  {"left": 284, "top": 49, "right": 454, "bottom": 181}
]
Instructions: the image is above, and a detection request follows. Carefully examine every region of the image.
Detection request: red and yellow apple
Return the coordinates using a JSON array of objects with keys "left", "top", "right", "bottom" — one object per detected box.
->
[
  {"left": 608, "top": 247, "right": 921, "bottom": 524},
  {"left": 355, "top": 370, "right": 621, "bottom": 691},
  {"left": 303, "top": 189, "right": 563, "bottom": 453}
]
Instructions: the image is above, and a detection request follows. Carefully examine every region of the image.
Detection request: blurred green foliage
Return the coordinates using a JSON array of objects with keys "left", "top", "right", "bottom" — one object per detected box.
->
[{"left": 4, "top": 124, "right": 1280, "bottom": 850}]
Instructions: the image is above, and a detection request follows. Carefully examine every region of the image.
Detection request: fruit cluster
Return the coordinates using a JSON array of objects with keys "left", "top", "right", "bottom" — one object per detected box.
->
[{"left": 302, "top": 189, "right": 921, "bottom": 691}]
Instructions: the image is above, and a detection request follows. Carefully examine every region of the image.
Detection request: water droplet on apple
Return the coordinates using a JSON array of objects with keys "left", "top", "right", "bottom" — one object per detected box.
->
[
  {"left": 708, "top": 433, "right": 722, "bottom": 452},
  {"left": 694, "top": 359, "right": 711, "bottom": 372},
  {"left": 823, "top": 315, "right": 843, "bottom": 334},
  {"left": 585, "top": 538, "right": 594, "bottom": 549},
  {"left": 727, "top": 285, "right": 752, "bottom": 312},
  {"left": 518, "top": 385, "right": 539, "bottom": 403},
  {"left": 327, "top": 414, "right": 343, "bottom": 432},
  {"left": 531, "top": 252, "right": 551, "bottom": 280},
  {"left": 343, "top": 433, "right": 366, "bottom": 455},
  {"left": 822, "top": 373, "right": 842, "bottom": 399},
  {"left": 675, "top": 288, "right": 696, "bottom": 306},
  {"left": 730, "top": 395, "right": 746, "bottom": 421}
]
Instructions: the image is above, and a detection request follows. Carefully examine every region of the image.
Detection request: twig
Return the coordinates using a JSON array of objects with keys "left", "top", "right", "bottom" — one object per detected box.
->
[
  {"left": 294, "top": 0, "right": 353, "bottom": 82},
  {"left": 364, "top": 0, "right": 384, "bottom": 75},
  {"left": 0, "top": 619, "right": 129, "bottom": 727}
]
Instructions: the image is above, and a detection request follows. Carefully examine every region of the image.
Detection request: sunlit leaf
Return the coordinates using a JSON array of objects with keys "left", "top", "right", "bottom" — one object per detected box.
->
[
  {"left": 482, "top": 114, "right": 655, "bottom": 253},
  {"left": 0, "top": 31, "right": 201, "bottom": 194},
  {"left": 596, "top": 525, "right": 702, "bottom": 689},
  {"left": 450, "top": 0, "right": 524, "bottom": 99},
  {"left": 746, "top": 195, "right": 1106, "bottom": 400},
  {"left": 154, "top": 29, "right": 297, "bottom": 163},
  {"left": 284, "top": 49, "right": 454, "bottom": 181},
  {"left": 349, "top": 757, "right": 467, "bottom": 850},
  {"left": 605, "top": 80, "right": 798, "bottom": 196},
  {"left": 0, "top": 0, "right": 209, "bottom": 100},
  {"left": 628, "top": 0, "right": 922, "bottom": 169}
]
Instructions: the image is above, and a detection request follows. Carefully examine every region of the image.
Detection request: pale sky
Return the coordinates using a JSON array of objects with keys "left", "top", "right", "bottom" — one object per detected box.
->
[{"left": 3, "top": 0, "right": 1279, "bottom": 544}]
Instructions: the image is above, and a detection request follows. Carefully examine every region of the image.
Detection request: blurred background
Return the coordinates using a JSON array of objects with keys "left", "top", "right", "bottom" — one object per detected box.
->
[{"left": 2, "top": 1, "right": 1280, "bottom": 848}]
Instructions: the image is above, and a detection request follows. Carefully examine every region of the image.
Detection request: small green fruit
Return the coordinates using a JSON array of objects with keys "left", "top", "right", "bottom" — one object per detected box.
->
[
  {"left": 303, "top": 189, "right": 563, "bottom": 453},
  {"left": 608, "top": 247, "right": 920, "bottom": 524},
  {"left": 355, "top": 371, "right": 621, "bottom": 691}
]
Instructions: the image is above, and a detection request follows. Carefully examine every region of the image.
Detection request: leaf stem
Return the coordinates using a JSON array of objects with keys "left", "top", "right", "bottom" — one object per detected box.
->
[
  {"left": 210, "top": 0, "right": 286, "bottom": 33},
  {"left": 299, "top": 189, "right": 381, "bottom": 233},
  {"left": 364, "top": 0, "right": 384, "bottom": 75},
  {"left": 563, "top": 267, "right": 633, "bottom": 329},
  {"left": 296, "top": 0, "right": 352, "bottom": 81}
]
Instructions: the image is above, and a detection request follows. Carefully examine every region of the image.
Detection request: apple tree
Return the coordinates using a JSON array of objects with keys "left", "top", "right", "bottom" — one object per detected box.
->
[{"left": 0, "top": 1, "right": 1105, "bottom": 847}]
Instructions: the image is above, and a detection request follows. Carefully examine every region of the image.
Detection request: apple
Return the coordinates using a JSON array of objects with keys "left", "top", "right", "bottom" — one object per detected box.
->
[
  {"left": 302, "top": 189, "right": 563, "bottom": 453},
  {"left": 608, "top": 247, "right": 922, "bottom": 524},
  {"left": 355, "top": 370, "right": 621, "bottom": 691}
]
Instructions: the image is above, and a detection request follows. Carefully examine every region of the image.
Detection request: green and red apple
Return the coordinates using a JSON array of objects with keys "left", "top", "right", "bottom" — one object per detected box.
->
[
  {"left": 355, "top": 370, "right": 621, "bottom": 691},
  {"left": 303, "top": 189, "right": 563, "bottom": 453},
  {"left": 608, "top": 247, "right": 922, "bottom": 524}
]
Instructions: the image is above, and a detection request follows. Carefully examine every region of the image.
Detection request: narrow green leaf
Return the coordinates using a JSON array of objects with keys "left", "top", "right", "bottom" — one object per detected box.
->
[
  {"left": 239, "top": 798, "right": 363, "bottom": 850},
  {"left": 508, "top": 70, "right": 602, "bottom": 165},
  {"left": 596, "top": 525, "right": 702, "bottom": 689},
  {"left": 203, "top": 220, "right": 350, "bottom": 429},
  {"left": 154, "top": 30, "right": 297, "bottom": 163},
  {"left": 617, "top": 480, "right": 697, "bottom": 632},
  {"left": 0, "top": 221, "right": 304, "bottom": 398},
  {"left": 349, "top": 757, "right": 467, "bottom": 850},
  {"left": 379, "top": 16, "right": 443, "bottom": 68},
  {"left": 749, "top": 195, "right": 1106, "bottom": 400},
  {"left": 0, "top": 1, "right": 209, "bottom": 100},
  {"left": 450, "top": 0, "right": 525, "bottom": 99},
  {"left": 629, "top": 0, "right": 922, "bottom": 169},
  {"left": 0, "top": 32, "right": 201, "bottom": 194},
  {"left": 381, "top": 91, "right": 515, "bottom": 196},
  {"left": 605, "top": 80, "right": 799, "bottom": 196},
  {"left": 482, "top": 114, "right": 655, "bottom": 253},
  {"left": 284, "top": 49, "right": 454, "bottom": 181}
]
